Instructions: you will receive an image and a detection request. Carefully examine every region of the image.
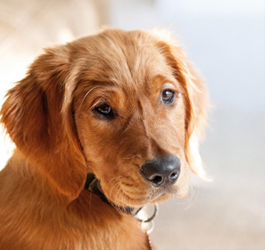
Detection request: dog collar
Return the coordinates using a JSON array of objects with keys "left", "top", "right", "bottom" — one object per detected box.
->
[{"left": 84, "top": 173, "right": 142, "bottom": 216}]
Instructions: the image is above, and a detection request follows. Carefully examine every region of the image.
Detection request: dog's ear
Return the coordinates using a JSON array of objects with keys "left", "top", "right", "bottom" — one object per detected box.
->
[
  {"left": 0, "top": 47, "right": 87, "bottom": 201},
  {"left": 152, "top": 30, "right": 209, "bottom": 180}
]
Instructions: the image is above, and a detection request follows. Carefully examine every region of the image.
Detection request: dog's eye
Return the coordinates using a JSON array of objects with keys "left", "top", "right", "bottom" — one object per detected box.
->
[
  {"left": 94, "top": 103, "right": 114, "bottom": 119},
  {"left": 162, "top": 89, "right": 176, "bottom": 105}
]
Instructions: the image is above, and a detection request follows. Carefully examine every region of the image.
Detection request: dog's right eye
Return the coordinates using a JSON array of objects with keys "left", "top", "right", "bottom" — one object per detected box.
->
[
  {"left": 162, "top": 89, "right": 177, "bottom": 105},
  {"left": 93, "top": 103, "right": 115, "bottom": 119}
]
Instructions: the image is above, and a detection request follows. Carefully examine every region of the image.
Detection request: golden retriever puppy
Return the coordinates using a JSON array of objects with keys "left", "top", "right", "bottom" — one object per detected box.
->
[{"left": 0, "top": 29, "right": 207, "bottom": 250}]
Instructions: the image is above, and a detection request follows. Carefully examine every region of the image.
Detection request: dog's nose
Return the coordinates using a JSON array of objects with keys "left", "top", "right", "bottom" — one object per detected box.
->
[{"left": 140, "top": 155, "right": 181, "bottom": 187}]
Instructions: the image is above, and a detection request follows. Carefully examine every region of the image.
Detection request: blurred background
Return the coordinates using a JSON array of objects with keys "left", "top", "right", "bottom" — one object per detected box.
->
[{"left": 0, "top": 0, "right": 264, "bottom": 249}]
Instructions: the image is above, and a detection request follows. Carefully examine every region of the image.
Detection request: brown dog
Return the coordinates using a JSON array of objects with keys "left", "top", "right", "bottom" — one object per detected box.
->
[{"left": 0, "top": 29, "right": 207, "bottom": 250}]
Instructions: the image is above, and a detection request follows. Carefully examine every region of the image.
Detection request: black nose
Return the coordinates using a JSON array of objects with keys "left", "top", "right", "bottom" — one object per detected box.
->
[{"left": 140, "top": 155, "right": 181, "bottom": 187}]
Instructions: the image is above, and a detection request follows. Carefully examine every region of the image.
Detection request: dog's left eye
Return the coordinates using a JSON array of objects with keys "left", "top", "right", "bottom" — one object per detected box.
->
[
  {"left": 162, "top": 89, "right": 176, "bottom": 105},
  {"left": 94, "top": 103, "right": 114, "bottom": 119}
]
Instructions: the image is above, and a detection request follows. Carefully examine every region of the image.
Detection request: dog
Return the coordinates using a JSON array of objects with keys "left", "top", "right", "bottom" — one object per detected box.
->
[{"left": 0, "top": 29, "right": 208, "bottom": 250}]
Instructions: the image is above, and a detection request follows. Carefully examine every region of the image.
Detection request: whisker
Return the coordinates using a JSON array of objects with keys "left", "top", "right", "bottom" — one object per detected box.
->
[
  {"left": 107, "top": 176, "right": 122, "bottom": 203},
  {"left": 184, "top": 183, "right": 199, "bottom": 210},
  {"left": 115, "top": 187, "right": 124, "bottom": 215}
]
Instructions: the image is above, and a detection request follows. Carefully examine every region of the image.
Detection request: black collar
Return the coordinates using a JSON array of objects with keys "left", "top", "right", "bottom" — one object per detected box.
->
[{"left": 84, "top": 173, "right": 142, "bottom": 216}]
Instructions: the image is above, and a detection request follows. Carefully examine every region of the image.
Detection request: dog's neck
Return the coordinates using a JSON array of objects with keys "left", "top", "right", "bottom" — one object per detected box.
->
[{"left": 84, "top": 173, "right": 142, "bottom": 216}]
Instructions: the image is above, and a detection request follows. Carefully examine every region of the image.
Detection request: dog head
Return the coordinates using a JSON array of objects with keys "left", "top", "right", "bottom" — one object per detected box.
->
[{"left": 0, "top": 29, "right": 208, "bottom": 206}]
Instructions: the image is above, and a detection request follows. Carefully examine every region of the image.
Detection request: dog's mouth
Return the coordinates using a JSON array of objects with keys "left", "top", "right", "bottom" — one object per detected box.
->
[
  {"left": 100, "top": 178, "right": 182, "bottom": 208},
  {"left": 114, "top": 185, "right": 182, "bottom": 207},
  {"left": 86, "top": 173, "right": 178, "bottom": 208}
]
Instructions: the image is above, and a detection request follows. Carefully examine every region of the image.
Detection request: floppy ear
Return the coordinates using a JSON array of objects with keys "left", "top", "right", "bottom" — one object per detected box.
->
[
  {"left": 181, "top": 64, "right": 209, "bottom": 180},
  {"left": 152, "top": 30, "right": 209, "bottom": 180},
  {"left": 0, "top": 47, "right": 87, "bottom": 201}
]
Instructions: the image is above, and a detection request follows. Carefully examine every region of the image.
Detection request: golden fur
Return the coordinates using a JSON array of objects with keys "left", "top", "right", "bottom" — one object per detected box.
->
[{"left": 0, "top": 29, "right": 207, "bottom": 250}]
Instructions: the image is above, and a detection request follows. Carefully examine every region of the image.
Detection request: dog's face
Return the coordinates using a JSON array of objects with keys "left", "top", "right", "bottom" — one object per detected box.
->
[
  {"left": 1, "top": 29, "right": 207, "bottom": 206},
  {"left": 73, "top": 32, "right": 190, "bottom": 206}
]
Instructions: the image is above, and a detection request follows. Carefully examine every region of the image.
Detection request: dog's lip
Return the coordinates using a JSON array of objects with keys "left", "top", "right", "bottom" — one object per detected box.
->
[
  {"left": 150, "top": 185, "right": 178, "bottom": 199},
  {"left": 160, "top": 184, "right": 177, "bottom": 194}
]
